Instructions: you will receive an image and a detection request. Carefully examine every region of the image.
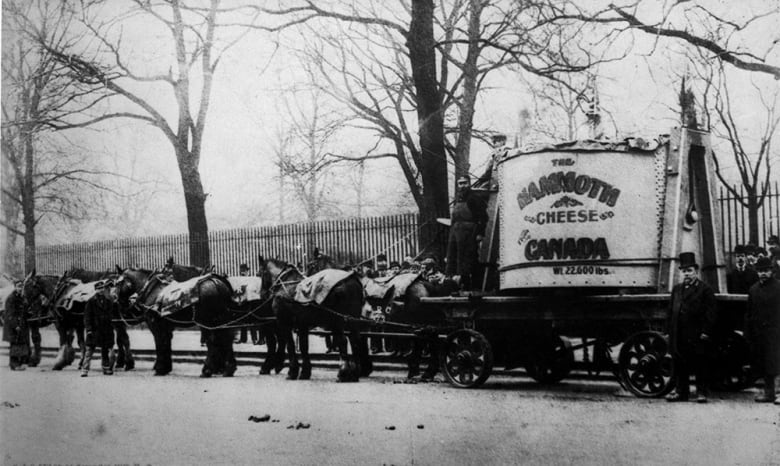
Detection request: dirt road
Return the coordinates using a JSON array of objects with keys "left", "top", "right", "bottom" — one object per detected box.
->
[{"left": 1, "top": 331, "right": 779, "bottom": 466}]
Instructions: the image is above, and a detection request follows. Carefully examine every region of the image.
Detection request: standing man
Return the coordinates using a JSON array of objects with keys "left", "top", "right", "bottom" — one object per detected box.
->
[
  {"left": 235, "top": 263, "right": 252, "bottom": 344},
  {"left": 3, "top": 280, "right": 29, "bottom": 370},
  {"left": 82, "top": 281, "right": 116, "bottom": 377},
  {"left": 727, "top": 245, "right": 759, "bottom": 294},
  {"left": 745, "top": 257, "right": 780, "bottom": 403},
  {"left": 666, "top": 252, "right": 718, "bottom": 403},
  {"left": 445, "top": 175, "right": 488, "bottom": 290}
]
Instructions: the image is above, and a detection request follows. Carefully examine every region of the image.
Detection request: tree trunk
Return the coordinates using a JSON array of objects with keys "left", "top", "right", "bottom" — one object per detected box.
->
[
  {"left": 747, "top": 191, "right": 760, "bottom": 245},
  {"left": 409, "top": 0, "right": 450, "bottom": 256},
  {"left": 176, "top": 150, "right": 210, "bottom": 267},
  {"left": 453, "top": 0, "right": 483, "bottom": 181}
]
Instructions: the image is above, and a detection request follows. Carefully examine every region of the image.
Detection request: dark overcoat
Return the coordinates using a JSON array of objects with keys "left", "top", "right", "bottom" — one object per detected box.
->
[
  {"left": 84, "top": 294, "right": 115, "bottom": 348},
  {"left": 727, "top": 268, "right": 759, "bottom": 294},
  {"left": 3, "top": 290, "right": 30, "bottom": 358},
  {"left": 745, "top": 277, "right": 780, "bottom": 375},
  {"left": 2, "top": 291, "right": 29, "bottom": 343},
  {"left": 668, "top": 279, "right": 717, "bottom": 356}
]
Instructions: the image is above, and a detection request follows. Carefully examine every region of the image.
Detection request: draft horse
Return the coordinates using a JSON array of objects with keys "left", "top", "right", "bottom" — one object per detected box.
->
[
  {"left": 21, "top": 270, "right": 61, "bottom": 367},
  {"left": 259, "top": 257, "right": 371, "bottom": 381},
  {"left": 113, "top": 264, "right": 234, "bottom": 377}
]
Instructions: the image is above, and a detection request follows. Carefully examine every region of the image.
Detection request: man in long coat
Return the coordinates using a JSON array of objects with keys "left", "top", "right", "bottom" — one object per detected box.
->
[
  {"left": 745, "top": 257, "right": 780, "bottom": 403},
  {"left": 81, "top": 281, "right": 116, "bottom": 376},
  {"left": 666, "top": 252, "right": 718, "bottom": 403},
  {"left": 3, "top": 280, "right": 30, "bottom": 370},
  {"left": 445, "top": 176, "right": 488, "bottom": 290}
]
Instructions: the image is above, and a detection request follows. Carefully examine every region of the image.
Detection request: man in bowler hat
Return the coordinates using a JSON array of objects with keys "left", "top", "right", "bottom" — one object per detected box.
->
[
  {"left": 727, "top": 245, "right": 759, "bottom": 294},
  {"left": 745, "top": 256, "right": 780, "bottom": 403},
  {"left": 666, "top": 252, "right": 718, "bottom": 403}
]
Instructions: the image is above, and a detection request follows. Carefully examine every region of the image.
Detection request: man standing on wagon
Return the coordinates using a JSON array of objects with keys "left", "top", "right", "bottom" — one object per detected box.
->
[
  {"left": 666, "top": 252, "right": 718, "bottom": 403},
  {"left": 445, "top": 175, "right": 488, "bottom": 290},
  {"left": 745, "top": 257, "right": 780, "bottom": 403}
]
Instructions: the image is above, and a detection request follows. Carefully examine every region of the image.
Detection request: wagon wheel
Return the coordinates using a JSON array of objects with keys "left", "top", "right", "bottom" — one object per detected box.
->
[
  {"left": 439, "top": 329, "right": 494, "bottom": 388},
  {"left": 524, "top": 335, "right": 574, "bottom": 384},
  {"left": 617, "top": 331, "right": 674, "bottom": 398},
  {"left": 712, "top": 330, "right": 755, "bottom": 392}
]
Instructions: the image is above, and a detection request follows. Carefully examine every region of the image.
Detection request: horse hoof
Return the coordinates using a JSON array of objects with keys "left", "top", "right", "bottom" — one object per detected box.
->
[
  {"left": 154, "top": 371, "right": 168, "bottom": 376},
  {"left": 259, "top": 368, "right": 271, "bottom": 375},
  {"left": 299, "top": 369, "right": 311, "bottom": 380},
  {"left": 124, "top": 361, "right": 135, "bottom": 371},
  {"left": 200, "top": 371, "right": 212, "bottom": 378},
  {"left": 406, "top": 369, "right": 421, "bottom": 379}
]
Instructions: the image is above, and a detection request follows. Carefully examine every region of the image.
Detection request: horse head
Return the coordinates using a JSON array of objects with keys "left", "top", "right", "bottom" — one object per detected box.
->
[
  {"left": 22, "top": 270, "right": 58, "bottom": 326},
  {"left": 113, "top": 266, "right": 158, "bottom": 319},
  {"left": 163, "top": 257, "right": 208, "bottom": 281}
]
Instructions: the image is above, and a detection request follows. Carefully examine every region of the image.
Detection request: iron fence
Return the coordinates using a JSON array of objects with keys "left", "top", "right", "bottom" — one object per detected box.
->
[
  {"left": 34, "top": 213, "right": 421, "bottom": 276},
  {"left": 719, "top": 181, "right": 780, "bottom": 254}
]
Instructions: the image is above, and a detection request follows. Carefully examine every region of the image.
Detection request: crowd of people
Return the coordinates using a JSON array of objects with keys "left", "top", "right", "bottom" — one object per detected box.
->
[{"left": 665, "top": 236, "right": 780, "bottom": 404}]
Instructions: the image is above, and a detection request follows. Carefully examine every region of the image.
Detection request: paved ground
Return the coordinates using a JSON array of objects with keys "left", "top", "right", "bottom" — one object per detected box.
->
[{"left": 1, "top": 329, "right": 779, "bottom": 466}]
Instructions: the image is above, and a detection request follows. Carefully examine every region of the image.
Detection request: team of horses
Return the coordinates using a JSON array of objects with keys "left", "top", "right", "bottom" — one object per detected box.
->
[{"left": 19, "top": 256, "right": 452, "bottom": 382}]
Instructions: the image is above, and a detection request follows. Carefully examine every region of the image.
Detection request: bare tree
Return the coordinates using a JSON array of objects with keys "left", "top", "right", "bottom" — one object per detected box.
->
[
  {"left": 711, "top": 69, "right": 779, "bottom": 244},
  {"left": 40, "top": 0, "right": 262, "bottom": 266},
  {"left": 546, "top": 1, "right": 780, "bottom": 79},
  {"left": 1, "top": 0, "right": 117, "bottom": 271},
  {"left": 248, "top": 0, "right": 614, "bottom": 254}
]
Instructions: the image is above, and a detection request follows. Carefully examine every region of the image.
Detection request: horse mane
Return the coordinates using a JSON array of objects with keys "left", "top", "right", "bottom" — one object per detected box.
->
[
  {"left": 266, "top": 257, "right": 291, "bottom": 270},
  {"left": 66, "top": 267, "right": 114, "bottom": 282}
]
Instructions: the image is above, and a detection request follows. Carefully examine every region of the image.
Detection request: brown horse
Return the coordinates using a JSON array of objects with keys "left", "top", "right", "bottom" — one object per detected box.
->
[
  {"left": 383, "top": 273, "right": 457, "bottom": 380},
  {"left": 21, "top": 270, "right": 60, "bottom": 368},
  {"left": 258, "top": 257, "right": 371, "bottom": 382},
  {"left": 113, "top": 264, "right": 234, "bottom": 377}
]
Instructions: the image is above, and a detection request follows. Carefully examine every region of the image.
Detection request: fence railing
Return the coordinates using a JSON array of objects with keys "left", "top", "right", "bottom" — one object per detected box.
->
[
  {"left": 35, "top": 213, "right": 421, "bottom": 276},
  {"left": 719, "top": 181, "right": 780, "bottom": 254}
]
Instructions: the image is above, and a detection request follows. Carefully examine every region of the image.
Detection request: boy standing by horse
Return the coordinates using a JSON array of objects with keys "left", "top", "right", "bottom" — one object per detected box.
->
[{"left": 81, "top": 281, "right": 116, "bottom": 376}]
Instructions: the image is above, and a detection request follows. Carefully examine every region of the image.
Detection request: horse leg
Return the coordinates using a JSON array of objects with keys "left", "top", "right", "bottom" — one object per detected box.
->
[
  {"left": 81, "top": 345, "right": 94, "bottom": 377},
  {"left": 351, "top": 322, "right": 372, "bottom": 378},
  {"left": 160, "top": 321, "right": 173, "bottom": 375},
  {"left": 221, "top": 329, "right": 237, "bottom": 377},
  {"left": 337, "top": 329, "right": 360, "bottom": 382},
  {"left": 406, "top": 339, "right": 422, "bottom": 379},
  {"left": 421, "top": 336, "right": 440, "bottom": 381},
  {"left": 77, "top": 328, "right": 87, "bottom": 370},
  {"left": 299, "top": 328, "right": 311, "bottom": 380},
  {"left": 114, "top": 324, "right": 126, "bottom": 369},
  {"left": 284, "top": 328, "right": 299, "bottom": 380},
  {"left": 28, "top": 326, "right": 42, "bottom": 367},
  {"left": 272, "top": 327, "right": 285, "bottom": 374},
  {"left": 52, "top": 326, "right": 68, "bottom": 370},
  {"left": 201, "top": 329, "right": 216, "bottom": 378},
  {"left": 259, "top": 326, "right": 276, "bottom": 375}
]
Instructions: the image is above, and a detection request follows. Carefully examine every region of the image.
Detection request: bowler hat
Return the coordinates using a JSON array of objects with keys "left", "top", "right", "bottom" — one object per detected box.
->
[
  {"left": 239, "top": 263, "right": 249, "bottom": 271},
  {"left": 755, "top": 256, "right": 773, "bottom": 271},
  {"left": 768, "top": 235, "right": 779, "bottom": 246},
  {"left": 733, "top": 244, "right": 747, "bottom": 255},
  {"left": 678, "top": 252, "right": 698, "bottom": 269}
]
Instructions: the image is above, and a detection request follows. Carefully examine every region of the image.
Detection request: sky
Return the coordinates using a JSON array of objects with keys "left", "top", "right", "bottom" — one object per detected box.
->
[{"left": 2, "top": 0, "right": 779, "bottom": 246}]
